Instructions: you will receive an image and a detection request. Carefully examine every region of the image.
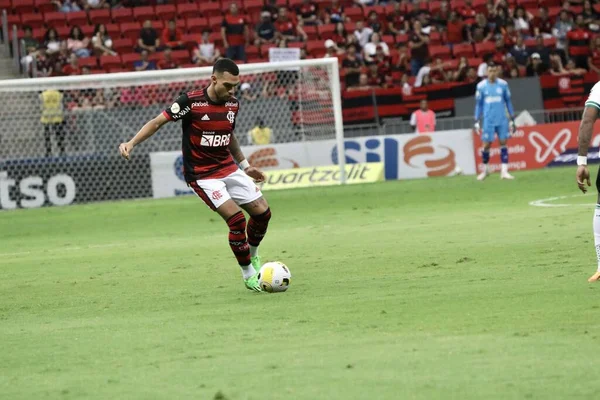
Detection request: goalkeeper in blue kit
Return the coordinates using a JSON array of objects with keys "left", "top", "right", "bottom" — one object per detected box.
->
[{"left": 474, "top": 63, "right": 516, "bottom": 181}]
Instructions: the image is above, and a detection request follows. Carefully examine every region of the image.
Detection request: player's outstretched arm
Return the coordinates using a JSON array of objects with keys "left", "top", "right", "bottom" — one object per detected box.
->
[
  {"left": 576, "top": 106, "right": 598, "bottom": 193},
  {"left": 119, "top": 112, "right": 169, "bottom": 160},
  {"left": 228, "top": 134, "right": 265, "bottom": 183}
]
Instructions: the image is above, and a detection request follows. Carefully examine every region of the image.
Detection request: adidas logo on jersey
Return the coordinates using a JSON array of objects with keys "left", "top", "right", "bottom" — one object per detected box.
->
[{"left": 201, "top": 114, "right": 210, "bottom": 121}]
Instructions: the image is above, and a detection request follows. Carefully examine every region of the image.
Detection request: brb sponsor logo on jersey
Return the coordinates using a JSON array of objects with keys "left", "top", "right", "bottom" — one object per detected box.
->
[
  {"left": 0, "top": 171, "right": 76, "bottom": 209},
  {"left": 201, "top": 131, "right": 231, "bottom": 147}
]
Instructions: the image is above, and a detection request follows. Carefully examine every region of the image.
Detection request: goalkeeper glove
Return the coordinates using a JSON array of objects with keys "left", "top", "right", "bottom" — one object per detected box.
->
[
  {"left": 509, "top": 118, "right": 516, "bottom": 136},
  {"left": 473, "top": 121, "right": 481, "bottom": 135}
]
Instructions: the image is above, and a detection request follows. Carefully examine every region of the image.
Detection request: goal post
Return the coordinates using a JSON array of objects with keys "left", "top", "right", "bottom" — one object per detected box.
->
[{"left": 0, "top": 58, "right": 346, "bottom": 208}]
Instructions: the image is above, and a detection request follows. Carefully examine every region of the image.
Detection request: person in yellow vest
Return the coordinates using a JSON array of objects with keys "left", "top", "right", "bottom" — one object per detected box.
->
[
  {"left": 409, "top": 99, "right": 436, "bottom": 134},
  {"left": 40, "top": 89, "right": 65, "bottom": 156},
  {"left": 247, "top": 118, "right": 272, "bottom": 145}
]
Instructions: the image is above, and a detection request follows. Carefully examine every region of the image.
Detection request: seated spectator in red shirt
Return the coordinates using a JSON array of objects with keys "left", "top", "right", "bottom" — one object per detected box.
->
[
  {"left": 222, "top": 3, "right": 249, "bottom": 61},
  {"left": 395, "top": 44, "right": 410, "bottom": 74},
  {"left": 503, "top": 55, "right": 519, "bottom": 76},
  {"left": 459, "top": 0, "right": 477, "bottom": 23},
  {"left": 347, "top": 73, "right": 374, "bottom": 91},
  {"left": 323, "top": 0, "right": 345, "bottom": 24},
  {"left": 503, "top": 22, "right": 519, "bottom": 48},
  {"left": 62, "top": 53, "right": 81, "bottom": 75},
  {"left": 492, "top": 37, "right": 507, "bottom": 65},
  {"left": 469, "top": 13, "right": 493, "bottom": 43},
  {"left": 465, "top": 67, "right": 478, "bottom": 83},
  {"left": 367, "top": 10, "right": 382, "bottom": 34},
  {"left": 387, "top": 1, "right": 409, "bottom": 35},
  {"left": 367, "top": 64, "right": 384, "bottom": 87},
  {"left": 342, "top": 44, "right": 363, "bottom": 88},
  {"left": 276, "top": 7, "right": 307, "bottom": 43},
  {"left": 446, "top": 12, "right": 466, "bottom": 44},
  {"left": 330, "top": 22, "right": 347, "bottom": 48},
  {"left": 452, "top": 56, "right": 469, "bottom": 81},
  {"left": 137, "top": 20, "right": 160, "bottom": 53},
  {"left": 530, "top": 7, "right": 553, "bottom": 38},
  {"left": 296, "top": 0, "right": 320, "bottom": 26},
  {"left": 433, "top": 1, "right": 450, "bottom": 31},
  {"left": 162, "top": 19, "right": 184, "bottom": 50},
  {"left": 429, "top": 57, "right": 450, "bottom": 83},
  {"left": 158, "top": 48, "right": 179, "bottom": 69}
]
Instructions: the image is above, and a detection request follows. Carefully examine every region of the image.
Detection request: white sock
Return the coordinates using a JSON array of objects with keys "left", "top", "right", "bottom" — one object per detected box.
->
[
  {"left": 250, "top": 245, "right": 258, "bottom": 258},
  {"left": 483, "top": 164, "right": 490, "bottom": 173},
  {"left": 501, "top": 163, "right": 508, "bottom": 174},
  {"left": 594, "top": 205, "right": 600, "bottom": 272},
  {"left": 240, "top": 264, "right": 256, "bottom": 280}
]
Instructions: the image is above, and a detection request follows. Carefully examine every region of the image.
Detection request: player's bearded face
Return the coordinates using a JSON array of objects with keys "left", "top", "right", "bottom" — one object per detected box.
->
[{"left": 212, "top": 72, "right": 240, "bottom": 101}]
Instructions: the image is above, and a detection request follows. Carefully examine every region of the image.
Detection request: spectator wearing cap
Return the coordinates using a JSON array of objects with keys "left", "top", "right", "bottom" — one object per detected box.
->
[
  {"left": 247, "top": 118, "right": 272, "bottom": 145},
  {"left": 528, "top": 35, "right": 550, "bottom": 65},
  {"left": 509, "top": 35, "right": 529, "bottom": 65},
  {"left": 526, "top": 52, "right": 547, "bottom": 76},
  {"left": 255, "top": 11, "right": 277, "bottom": 47},
  {"left": 193, "top": 30, "right": 221, "bottom": 66},
  {"left": 408, "top": 20, "right": 429, "bottom": 76},
  {"left": 275, "top": 7, "right": 307, "bottom": 43},
  {"left": 410, "top": 100, "right": 436, "bottom": 134},
  {"left": 222, "top": 3, "right": 249, "bottom": 61},
  {"left": 323, "top": 0, "right": 345, "bottom": 24},
  {"left": 296, "top": 0, "right": 320, "bottom": 26},
  {"left": 137, "top": 20, "right": 160, "bottom": 53},
  {"left": 240, "top": 83, "right": 257, "bottom": 101},
  {"left": 162, "top": 19, "right": 184, "bottom": 50},
  {"left": 262, "top": 0, "right": 279, "bottom": 22},
  {"left": 158, "top": 48, "right": 179, "bottom": 70},
  {"left": 324, "top": 39, "right": 343, "bottom": 57}
]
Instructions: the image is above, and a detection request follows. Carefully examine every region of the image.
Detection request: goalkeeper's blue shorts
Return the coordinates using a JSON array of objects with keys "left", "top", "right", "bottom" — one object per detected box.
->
[{"left": 482, "top": 121, "right": 509, "bottom": 143}]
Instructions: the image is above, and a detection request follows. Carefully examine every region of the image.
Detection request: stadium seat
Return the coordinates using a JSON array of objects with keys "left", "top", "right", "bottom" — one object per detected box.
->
[
  {"left": 34, "top": 0, "right": 55, "bottom": 14},
  {"left": 306, "top": 40, "right": 324, "bottom": 57},
  {"left": 120, "top": 22, "right": 141, "bottom": 42},
  {"left": 260, "top": 43, "right": 277, "bottom": 57},
  {"left": 186, "top": 17, "right": 209, "bottom": 34},
  {"left": 14, "top": 0, "right": 36, "bottom": 15},
  {"left": 303, "top": 25, "right": 319, "bottom": 40},
  {"left": 244, "top": 0, "right": 264, "bottom": 16},
  {"left": 81, "top": 25, "right": 94, "bottom": 37},
  {"left": 156, "top": 4, "right": 177, "bottom": 21},
  {"left": 78, "top": 57, "right": 99, "bottom": 69},
  {"left": 381, "top": 35, "right": 395, "bottom": 46},
  {"left": 429, "top": 45, "right": 451, "bottom": 58},
  {"left": 56, "top": 25, "right": 70, "bottom": 38},
  {"left": 44, "top": 12, "right": 66, "bottom": 28},
  {"left": 111, "top": 8, "right": 133, "bottom": 24},
  {"left": 540, "top": 0, "right": 562, "bottom": 6},
  {"left": 0, "top": 0, "right": 11, "bottom": 11},
  {"left": 66, "top": 12, "right": 89, "bottom": 27},
  {"left": 547, "top": 7, "right": 560, "bottom": 18},
  {"left": 429, "top": 31, "right": 443, "bottom": 46},
  {"left": 220, "top": 0, "right": 240, "bottom": 13},
  {"left": 207, "top": 16, "right": 224, "bottom": 31},
  {"left": 177, "top": 3, "right": 200, "bottom": 20},
  {"left": 208, "top": 31, "right": 223, "bottom": 46},
  {"left": 430, "top": 1, "right": 442, "bottom": 14},
  {"left": 148, "top": 52, "right": 162, "bottom": 64},
  {"left": 395, "top": 33, "right": 409, "bottom": 44},
  {"left": 318, "top": 24, "right": 336, "bottom": 40},
  {"left": 133, "top": 6, "right": 155, "bottom": 23},
  {"left": 199, "top": 2, "right": 222, "bottom": 18},
  {"left": 475, "top": 41, "right": 495, "bottom": 57},
  {"left": 105, "top": 23, "right": 120, "bottom": 37},
  {"left": 181, "top": 33, "right": 198, "bottom": 50},
  {"left": 246, "top": 45, "right": 260, "bottom": 59},
  {"left": 109, "top": 67, "right": 128, "bottom": 73},
  {"left": 472, "top": 0, "right": 487, "bottom": 12},
  {"left": 543, "top": 37, "right": 557, "bottom": 48},
  {"left": 453, "top": 43, "right": 474, "bottom": 58},
  {"left": 21, "top": 13, "right": 44, "bottom": 29},
  {"left": 171, "top": 49, "right": 190, "bottom": 63},
  {"left": 89, "top": 9, "right": 111, "bottom": 25},
  {"left": 32, "top": 27, "right": 44, "bottom": 41},
  {"left": 121, "top": 52, "right": 139, "bottom": 68},
  {"left": 112, "top": 38, "right": 133, "bottom": 54},
  {"left": 345, "top": 8, "right": 365, "bottom": 22},
  {"left": 150, "top": 20, "right": 164, "bottom": 31}
]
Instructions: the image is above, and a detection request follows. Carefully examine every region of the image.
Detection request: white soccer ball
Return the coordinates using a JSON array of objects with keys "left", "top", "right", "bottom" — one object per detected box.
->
[{"left": 258, "top": 262, "right": 291, "bottom": 293}]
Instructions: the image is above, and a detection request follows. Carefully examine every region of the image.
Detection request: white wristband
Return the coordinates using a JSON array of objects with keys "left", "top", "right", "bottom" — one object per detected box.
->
[
  {"left": 239, "top": 159, "right": 250, "bottom": 170},
  {"left": 577, "top": 156, "right": 588, "bottom": 166}
]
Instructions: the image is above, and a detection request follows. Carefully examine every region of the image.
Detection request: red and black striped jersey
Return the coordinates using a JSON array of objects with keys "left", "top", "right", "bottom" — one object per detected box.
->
[{"left": 162, "top": 87, "right": 240, "bottom": 182}]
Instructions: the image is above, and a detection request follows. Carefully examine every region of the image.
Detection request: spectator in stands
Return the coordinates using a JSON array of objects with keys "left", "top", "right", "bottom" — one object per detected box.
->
[
  {"left": 43, "top": 28, "right": 62, "bottom": 57},
  {"left": 137, "top": 20, "right": 160, "bottom": 53},
  {"left": 429, "top": 57, "right": 449, "bottom": 83},
  {"left": 394, "top": 44, "right": 410, "bottom": 75},
  {"left": 469, "top": 13, "right": 493, "bottom": 43},
  {"left": 354, "top": 20, "right": 373, "bottom": 48},
  {"left": 459, "top": 0, "right": 476, "bottom": 22},
  {"left": 452, "top": 56, "right": 469, "bottom": 81},
  {"left": 162, "top": 20, "right": 184, "bottom": 50},
  {"left": 409, "top": 20, "right": 429, "bottom": 76},
  {"left": 553, "top": 10, "right": 573, "bottom": 51},
  {"left": 20, "top": 26, "right": 39, "bottom": 74},
  {"left": 330, "top": 22, "right": 347, "bottom": 48},
  {"left": 342, "top": 44, "right": 362, "bottom": 88},
  {"left": 414, "top": 60, "right": 431, "bottom": 87},
  {"left": 193, "top": 30, "right": 221, "bottom": 66},
  {"left": 564, "top": 58, "right": 588, "bottom": 75},
  {"left": 346, "top": 73, "right": 372, "bottom": 91},
  {"left": 528, "top": 35, "right": 550, "bottom": 66},
  {"left": 510, "top": 35, "right": 529, "bottom": 65},
  {"left": 296, "top": 0, "right": 320, "bottom": 26},
  {"left": 82, "top": 0, "right": 109, "bottom": 9},
  {"left": 433, "top": 1, "right": 450, "bottom": 31},
  {"left": 363, "top": 32, "right": 390, "bottom": 64},
  {"left": 374, "top": 46, "right": 393, "bottom": 87},
  {"left": 526, "top": 52, "right": 547, "bottom": 76},
  {"left": 323, "top": 0, "right": 345, "bottom": 24},
  {"left": 477, "top": 54, "right": 493, "bottom": 78},
  {"left": 588, "top": 36, "right": 600, "bottom": 74},
  {"left": 420, "top": 73, "right": 432, "bottom": 87},
  {"left": 53, "top": 0, "right": 81, "bottom": 12},
  {"left": 567, "top": 15, "right": 592, "bottom": 69},
  {"left": 491, "top": 37, "right": 507, "bottom": 65},
  {"left": 513, "top": 6, "right": 532, "bottom": 37},
  {"left": 62, "top": 53, "right": 81, "bottom": 75},
  {"left": 324, "top": 39, "right": 343, "bottom": 57},
  {"left": 222, "top": 3, "right": 249, "bottom": 61},
  {"left": 35, "top": 48, "right": 54, "bottom": 77},
  {"left": 465, "top": 67, "right": 478, "bottom": 83},
  {"left": 367, "top": 63, "right": 384, "bottom": 87},
  {"left": 502, "top": 55, "right": 519, "bottom": 77},
  {"left": 582, "top": 0, "right": 597, "bottom": 27},
  {"left": 508, "top": 66, "right": 520, "bottom": 78},
  {"left": 134, "top": 50, "right": 157, "bottom": 71},
  {"left": 417, "top": 10, "right": 433, "bottom": 35},
  {"left": 410, "top": 99, "right": 436, "bottom": 134},
  {"left": 531, "top": 7, "right": 553, "bottom": 38},
  {"left": 255, "top": 11, "right": 277, "bottom": 47},
  {"left": 346, "top": 33, "right": 361, "bottom": 54},
  {"left": 92, "top": 24, "right": 116, "bottom": 56},
  {"left": 247, "top": 118, "right": 272, "bottom": 145},
  {"left": 263, "top": 0, "right": 279, "bottom": 22},
  {"left": 445, "top": 12, "right": 466, "bottom": 44},
  {"left": 400, "top": 74, "right": 413, "bottom": 96},
  {"left": 276, "top": 7, "right": 307, "bottom": 44},
  {"left": 67, "top": 26, "right": 91, "bottom": 58},
  {"left": 388, "top": 1, "right": 409, "bottom": 36},
  {"left": 367, "top": 10, "right": 382, "bottom": 34},
  {"left": 503, "top": 22, "right": 519, "bottom": 48},
  {"left": 240, "top": 83, "right": 257, "bottom": 101},
  {"left": 158, "top": 48, "right": 179, "bottom": 69}
]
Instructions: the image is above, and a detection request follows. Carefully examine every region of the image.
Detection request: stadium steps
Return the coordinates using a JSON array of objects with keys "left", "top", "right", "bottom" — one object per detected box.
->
[{"left": 0, "top": 43, "right": 19, "bottom": 79}]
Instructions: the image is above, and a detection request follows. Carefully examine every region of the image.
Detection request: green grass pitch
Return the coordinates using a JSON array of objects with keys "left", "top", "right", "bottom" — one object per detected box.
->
[{"left": 1, "top": 166, "right": 600, "bottom": 400}]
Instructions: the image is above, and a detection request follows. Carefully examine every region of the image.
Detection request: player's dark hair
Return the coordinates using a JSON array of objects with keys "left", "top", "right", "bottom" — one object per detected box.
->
[{"left": 213, "top": 58, "right": 239, "bottom": 76}]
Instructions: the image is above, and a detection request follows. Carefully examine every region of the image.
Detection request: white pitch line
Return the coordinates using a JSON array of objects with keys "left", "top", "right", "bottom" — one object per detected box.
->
[
  {"left": 0, "top": 242, "right": 125, "bottom": 258},
  {"left": 529, "top": 194, "right": 594, "bottom": 208}
]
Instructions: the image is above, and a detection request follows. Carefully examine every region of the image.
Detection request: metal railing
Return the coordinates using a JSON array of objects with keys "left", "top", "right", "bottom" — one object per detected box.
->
[{"left": 1, "top": 10, "right": 8, "bottom": 54}]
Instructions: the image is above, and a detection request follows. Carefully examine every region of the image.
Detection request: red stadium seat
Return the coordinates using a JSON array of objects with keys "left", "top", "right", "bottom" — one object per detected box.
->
[
  {"left": 34, "top": 0, "right": 55, "bottom": 14},
  {"left": 429, "top": 31, "right": 443, "bottom": 46},
  {"left": 207, "top": 16, "right": 224, "bottom": 31},
  {"left": 21, "top": 13, "right": 44, "bottom": 29},
  {"left": 121, "top": 52, "right": 139, "bottom": 68},
  {"left": 220, "top": 0, "right": 240, "bottom": 13},
  {"left": 543, "top": 37, "right": 557, "bottom": 48},
  {"left": 186, "top": 17, "right": 209, "bottom": 34},
  {"left": 199, "top": 2, "right": 222, "bottom": 18},
  {"left": 430, "top": 1, "right": 442, "bottom": 14},
  {"left": 133, "top": 6, "right": 155, "bottom": 23},
  {"left": 395, "top": 33, "right": 409, "bottom": 44},
  {"left": 14, "top": 0, "right": 36, "bottom": 15},
  {"left": 475, "top": 41, "right": 495, "bottom": 57},
  {"left": 120, "top": 22, "right": 141, "bottom": 41},
  {"left": 148, "top": 52, "right": 162, "bottom": 63},
  {"left": 105, "top": 23, "right": 120, "bottom": 37},
  {"left": 66, "top": 12, "right": 89, "bottom": 27},
  {"left": 381, "top": 34, "right": 395, "bottom": 46},
  {"left": 31, "top": 27, "right": 44, "bottom": 41},
  {"left": 81, "top": 25, "right": 94, "bottom": 36},
  {"left": 181, "top": 33, "right": 198, "bottom": 50},
  {"left": 56, "top": 25, "right": 70, "bottom": 38},
  {"left": 89, "top": 9, "right": 111, "bottom": 25},
  {"left": 44, "top": 12, "right": 66, "bottom": 28},
  {"left": 112, "top": 8, "right": 133, "bottom": 24},
  {"left": 208, "top": 31, "right": 223, "bottom": 46},
  {"left": 453, "top": 43, "right": 474, "bottom": 57},
  {"left": 318, "top": 24, "right": 336, "bottom": 40},
  {"left": 78, "top": 57, "right": 99, "bottom": 69},
  {"left": 0, "top": 0, "right": 11, "bottom": 11},
  {"left": 150, "top": 20, "right": 164, "bottom": 31},
  {"left": 245, "top": 44, "right": 260, "bottom": 58},
  {"left": 177, "top": 3, "right": 200, "bottom": 20},
  {"left": 244, "top": 0, "right": 264, "bottom": 16},
  {"left": 306, "top": 40, "right": 324, "bottom": 56},
  {"left": 260, "top": 43, "right": 277, "bottom": 57},
  {"left": 171, "top": 49, "right": 190, "bottom": 63},
  {"left": 303, "top": 25, "right": 319, "bottom": 40},
  {"left": 156, "top": 4, "right": 177, "bottom": 21},
  {"left": 111, "top": 38, "right": 132, "bottom": 54},
  {"left": 429, "top": 45, "right": 451, "bottom": 58},
  {"left": 345, "top": 7, "right": 365, "bottom": 22}
]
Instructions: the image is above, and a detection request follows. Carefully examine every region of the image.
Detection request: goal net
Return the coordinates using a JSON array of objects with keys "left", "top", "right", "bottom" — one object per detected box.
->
[{"left": 0, "top": 58, "right": 344, "bottom": 209}]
